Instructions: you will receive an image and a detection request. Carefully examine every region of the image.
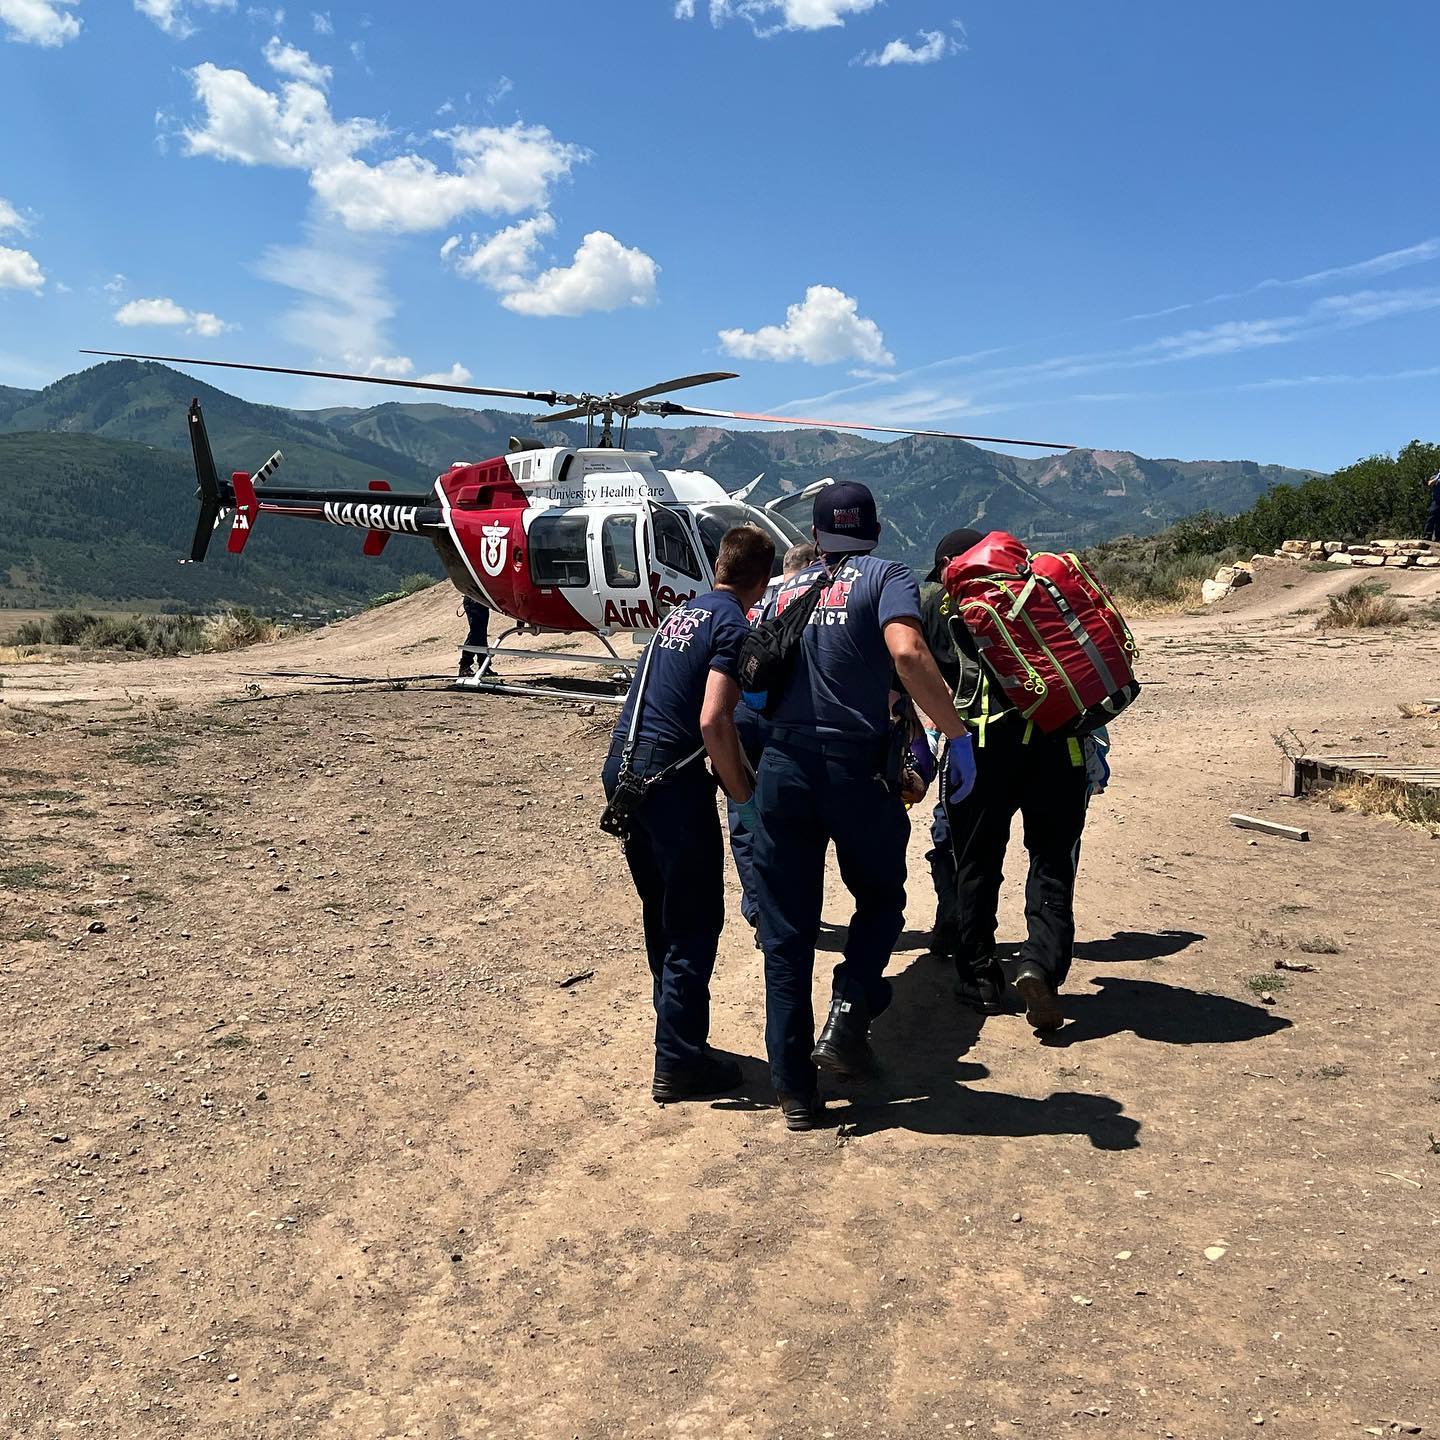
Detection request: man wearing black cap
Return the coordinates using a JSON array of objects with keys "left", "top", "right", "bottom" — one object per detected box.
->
[
  {"left": 917, "top": 528, "right": 985, "bottom": 968},
  {"left": 748, "top": 482, "right": 974, "bottom": 1131}
]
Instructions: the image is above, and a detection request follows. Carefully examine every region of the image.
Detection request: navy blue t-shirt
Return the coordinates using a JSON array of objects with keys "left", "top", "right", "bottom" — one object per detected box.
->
[
  {"left": 613, "top": 590, "right": 750, "bottom": 759},
  {"left": 767, "top": 554, "right": 922, "bottom": 740}
]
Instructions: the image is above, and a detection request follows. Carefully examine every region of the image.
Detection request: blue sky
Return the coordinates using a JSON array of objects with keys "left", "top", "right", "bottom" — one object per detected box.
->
[{"left": 0, "top": 0, "right": 1436, "bottom": 470}]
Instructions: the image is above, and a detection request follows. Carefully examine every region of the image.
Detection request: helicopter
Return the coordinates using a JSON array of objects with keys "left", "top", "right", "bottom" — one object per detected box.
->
[{"left": 82, "top": 349, "right": 1073, "bottom": 702}]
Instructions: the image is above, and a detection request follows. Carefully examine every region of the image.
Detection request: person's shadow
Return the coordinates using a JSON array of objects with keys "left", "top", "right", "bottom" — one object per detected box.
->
[
  {"left": 832, "top": 954, "right": 1141, "bottom": 1150},
  {"left": 1072, "top": 929, "right": 1205, "bottom": 963},
  {"left": 1043, "top": 974, "right": 1293, "bottom": 1048}
]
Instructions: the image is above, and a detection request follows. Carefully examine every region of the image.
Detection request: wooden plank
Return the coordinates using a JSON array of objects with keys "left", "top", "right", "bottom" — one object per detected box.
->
[
  {"left": 1280, "top": 755, "right": 1300, "bottom": 798},
  {"left": 1230, "top": 813, "right": 1311, "bottom": 841}
]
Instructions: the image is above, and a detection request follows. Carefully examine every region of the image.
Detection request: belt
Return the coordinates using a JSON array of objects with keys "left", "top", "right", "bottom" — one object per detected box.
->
[
  {"left": 606, "top": 735, "right": 707, "bottom": 778},
  {"left": 769, "top": 724, "right": 887, "bottom": 762}
]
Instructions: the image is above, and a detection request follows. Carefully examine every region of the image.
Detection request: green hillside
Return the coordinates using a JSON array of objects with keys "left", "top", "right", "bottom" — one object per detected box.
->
[{"left": 0, "top": 431, "right": 441, "bottom": 612}]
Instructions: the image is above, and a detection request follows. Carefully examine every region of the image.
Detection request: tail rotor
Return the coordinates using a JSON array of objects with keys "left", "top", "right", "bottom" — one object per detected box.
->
[{"left": 185, "top": 398, "right": 229, "bottom": 563}]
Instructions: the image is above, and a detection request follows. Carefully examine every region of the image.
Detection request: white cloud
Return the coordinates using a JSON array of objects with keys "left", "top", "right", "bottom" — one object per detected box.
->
[
  {"left": 487, "top": 74, "right": 512, "bottom": 106},
  {"left": 114, "top": 296, "right": 233, "bottom": 335},
  {"left": 346, "top": 353, "right": 413, "bottom": 378},
  {"left": 502, "top": 231, "right": 659, "bottom": 317},
  {"left": 448, "top": 213, "right": 556, "bottom": 292},
  {"left": 0, "top": 197, "right": 28, "bottom": 235},
  {"left": 450, "top": 224, "right": 659, "bottom": 317},
  {"left": 182, "top": 62, "right": 381, "bottom": 168},
  {"left": 719, "top": 285, "right": 892, "bottom": 366},
  {"left": 0, "top": 0, "right": 80, "bottom": 47},
  {"left": 181, "top": 64, "right": 585, "bottom": 233},
  {"left": 309, "top": 126, "right": 582, "bottom": 233},
  {"left": 417, "top": 363, "right": 473, "bottom": 385},
  {"left": 310, "top": 8, "right": 329, "bottom": 33},
  {"left": 263, "top": 34, "right": 331, "bottom": 87},
  {"left": 1126, "top": 237, "right": 1440, "bottom": 322},
  {"left": 686, "top": 0, "right": 879, "bottom": 34},
  {"left": 0, "top": 245, "right": 45, "bottom": 292},
  {"left": 135, "top": 0, "right": 235, "bottom": 39},
  {"left": 104, "top": 273, "right": 127, "bottom": 296},
  {"left": 257, "top": 230, "right": 401, "bottom": 367},
  {"left": 856, "top": 25, "right": 965, "bottom": 67}
]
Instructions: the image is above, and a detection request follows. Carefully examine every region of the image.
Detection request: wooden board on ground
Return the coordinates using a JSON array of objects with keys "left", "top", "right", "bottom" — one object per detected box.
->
[{"left": 1230, "top": 812, "right": 1311, "bottom": 841}]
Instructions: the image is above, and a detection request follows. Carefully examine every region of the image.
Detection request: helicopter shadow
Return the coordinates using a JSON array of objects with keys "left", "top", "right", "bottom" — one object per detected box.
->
[{"left": 830, "top": 954, "right": 1141, "bottom": 1149}]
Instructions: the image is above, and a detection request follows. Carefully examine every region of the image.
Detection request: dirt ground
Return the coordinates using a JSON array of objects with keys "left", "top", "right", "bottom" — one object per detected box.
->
[{"left": 2, "top": 566, "right": 1439, "bottom": 1439}]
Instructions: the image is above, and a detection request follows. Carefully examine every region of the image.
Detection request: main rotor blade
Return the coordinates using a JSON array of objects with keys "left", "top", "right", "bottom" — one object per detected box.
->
[
  {"left": 79, "top": 350, "right": 561, "bottom": 405},
  {"left": 647, "top": 401, "right": 1073, "bottom": 450},
  {"left": 611, "top": 371, "right": 738, "bottom": 408},
  {"left": 535, "top": 371, "right": 739, "bottom": 425}
]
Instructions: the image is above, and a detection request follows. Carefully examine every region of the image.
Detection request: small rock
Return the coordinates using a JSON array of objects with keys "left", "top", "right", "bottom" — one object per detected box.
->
[
  {"left": 87, "top": 920, "right": 106, "bottom": 934},
  {"left": 577, "top": 703, "right": 595, "bottom": 717},
  {"left": 1204, "top": 1245, "right": 1229, "bottom": 1261},
  {"left": 1071, "top": 1295, "right": 1092, "bottom": 1306},
  {"left": 1114, "top": 1251, "right": 1132, "bottom": 1260},
  {"left": 50, "top": 1133, "right": 69, "bottom": 1144},
  {"left": 273, "top": 883, "right": 290, "bottom": 893},
  {"left": 1259, "top": 991, "right": 1276, "bottom": 1005},
  {"left": 1011, "top": 1213, "right": 1023, "bottom": 1223},
  {"left": 226, "top": 1373, "right": 239, "bottom": 1383}
]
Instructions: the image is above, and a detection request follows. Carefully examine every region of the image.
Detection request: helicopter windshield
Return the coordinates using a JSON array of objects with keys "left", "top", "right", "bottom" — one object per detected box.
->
[{"left": 691, "top": 503, "right": 807, "bottom": 578}]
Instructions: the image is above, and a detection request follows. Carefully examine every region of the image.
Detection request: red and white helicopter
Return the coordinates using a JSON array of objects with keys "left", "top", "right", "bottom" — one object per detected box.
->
[{"left": 84, "top": 350, "right": 1072, "bottom": 701}]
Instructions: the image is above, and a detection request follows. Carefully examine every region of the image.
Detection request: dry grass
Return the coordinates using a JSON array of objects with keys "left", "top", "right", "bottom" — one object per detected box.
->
[
  {"left": 1315, "top": 582, "right": 1409, "bottom": 632},
  {"left": 1326, "top": 775, "right": 1440, "bottom": 837},
  {"left": 201, "top": 610, "right": 285, "bottom": 651},
  {"left": 1111, "top": 576, "right": 1206, "bottom": 617}
]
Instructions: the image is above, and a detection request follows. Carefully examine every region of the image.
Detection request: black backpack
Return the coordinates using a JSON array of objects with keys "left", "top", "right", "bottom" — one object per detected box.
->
[{"left": 737, "top": 561, "right": 839, "bottom": 717}]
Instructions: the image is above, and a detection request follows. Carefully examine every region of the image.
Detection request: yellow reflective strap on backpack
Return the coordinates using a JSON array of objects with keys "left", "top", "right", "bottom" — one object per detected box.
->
[{"left": 1067, "top": 735, "right": 1084, "bottom": 767}]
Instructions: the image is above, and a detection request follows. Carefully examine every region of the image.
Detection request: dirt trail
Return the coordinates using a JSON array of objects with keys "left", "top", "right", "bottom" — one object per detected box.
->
[{"left": 2, "top": 580, "right": 1438, "bottom": 1439}]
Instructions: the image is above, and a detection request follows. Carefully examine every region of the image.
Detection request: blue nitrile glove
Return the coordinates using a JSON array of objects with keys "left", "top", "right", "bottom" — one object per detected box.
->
[
  {"left": 944, "top": 733, "right": 977, "bottom": 807},
  {"left": 736, "top": 796, "right": 760, "bottom": 831},
  {"left": 908, "top": 733, "right": 937, "bottom": 788}
]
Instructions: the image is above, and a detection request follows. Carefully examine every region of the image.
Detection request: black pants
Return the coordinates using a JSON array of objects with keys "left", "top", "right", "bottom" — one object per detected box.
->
[
  {"left": 602, "top": 757, "right": 724, "bottom": 1074},
  {"left": 1425, "top": 487, "right": 1440, "bottom": 541},
  {"left": 751, "top": 737, "right": 908, "bottom": 1095},
  {"left": 458, "top": 603, "right": 489, "bottom": 676},
  {"left": 947, "top": 724, "right": 1089, "bottom": 987}
]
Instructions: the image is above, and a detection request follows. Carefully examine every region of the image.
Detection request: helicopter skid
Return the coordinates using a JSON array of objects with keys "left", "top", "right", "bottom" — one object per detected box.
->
[{"left": 454, "top": 627, "right": 636, "bottom": 705}]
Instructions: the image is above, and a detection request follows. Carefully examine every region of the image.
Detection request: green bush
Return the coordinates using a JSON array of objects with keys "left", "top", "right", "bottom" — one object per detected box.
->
[{"left": 365, "top": 573, "right": 437, "bottom": 609}]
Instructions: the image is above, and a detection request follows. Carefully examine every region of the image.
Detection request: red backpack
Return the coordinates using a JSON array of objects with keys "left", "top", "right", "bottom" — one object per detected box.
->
[{"left": 941, "top": 532, "right": 1140, "bottom": 736}]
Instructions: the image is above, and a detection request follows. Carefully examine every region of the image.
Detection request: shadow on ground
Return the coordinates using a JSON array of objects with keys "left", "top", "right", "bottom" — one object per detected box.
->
[
  {"left": 1043, "top": 974, "right": 1293, "bottom": 1048},
  {"left": 834, "top": 954, "right": 1141, "bottom": 1150}
]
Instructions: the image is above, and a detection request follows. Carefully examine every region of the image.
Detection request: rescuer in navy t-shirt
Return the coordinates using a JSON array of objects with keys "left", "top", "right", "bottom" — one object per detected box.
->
[
  {"left": 748, "top": 482, "right": 975, "bottom": 1131},
  {"left": 602, "top": 525, "right": 776, "bottom": 1103}
]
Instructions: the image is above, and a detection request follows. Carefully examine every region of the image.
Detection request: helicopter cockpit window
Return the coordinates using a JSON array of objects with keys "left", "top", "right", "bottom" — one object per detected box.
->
[
  {"left": 528, "top": 514, "right": 591, "bottom": 588},
  {"left": 694, "top": 502, "right": 806, "bottom": 578},
  {"left": 651, "top": 506, "right": 703, "bottom": 580},
  {"left": 602, "top": 514, "right": 641, "bottom": 589}
]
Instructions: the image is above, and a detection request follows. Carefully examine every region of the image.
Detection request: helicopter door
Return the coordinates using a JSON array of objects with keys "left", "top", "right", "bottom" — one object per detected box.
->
[
  {"left": 591, "top": 507, "right": 651, "bottom": 631},
  {"left": 641, "top": 501, "right": 711, "bottom": 623}
]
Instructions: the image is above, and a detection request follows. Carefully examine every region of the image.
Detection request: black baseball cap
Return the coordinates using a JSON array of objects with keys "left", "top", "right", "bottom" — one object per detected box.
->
[
  {"left": 924, "top": 527, "right": 985, "bottom": 582},
  {"left": 813, "top": 481, "right": 881, "bottom": 553}
]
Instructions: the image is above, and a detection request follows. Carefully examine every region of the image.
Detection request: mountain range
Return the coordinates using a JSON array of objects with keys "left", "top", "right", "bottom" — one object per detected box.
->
[{"left": 0, "top": 360, "right": 1321, "bottom": 612}]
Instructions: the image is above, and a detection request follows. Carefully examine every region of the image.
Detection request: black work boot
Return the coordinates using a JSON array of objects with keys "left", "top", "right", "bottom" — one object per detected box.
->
[
  {"left": 651, "top": 1050, "right": 743, "bottom": 1103},
  {"left": 777, "top": 1089, "right": 823, "bottom": 1132},
  {"left": 1013, "top": 961, "right": 1064, "bottom": 1033},
  {"left": 954, "top": 955, "right": 1011, "bottom": 1016},
  {"left": 810, "top": 995, "right": 875, "bottom": 1078}
]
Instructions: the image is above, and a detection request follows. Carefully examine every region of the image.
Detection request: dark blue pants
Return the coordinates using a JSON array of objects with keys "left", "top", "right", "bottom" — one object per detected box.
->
[
  {"left": 1425, "top": 486, "right": 1440, "bottom": 541},
  {"left": 602, "top": 758, "right": 724, "bottom": 1073},
  {"left": 724, "top": 705, "right": 768, "bottom": 927},
  {"left": 750, "top": 739, "right": 909, "bottom": 1095}
]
